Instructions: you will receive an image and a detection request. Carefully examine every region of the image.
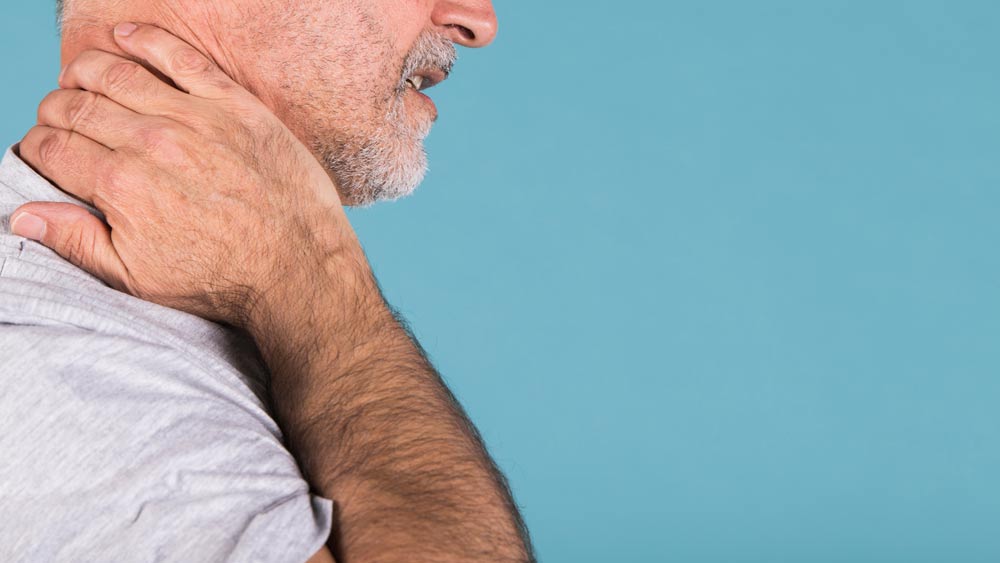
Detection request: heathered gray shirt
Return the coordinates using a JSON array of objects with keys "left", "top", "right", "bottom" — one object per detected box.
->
[{"left": 0, "top": 145, "right": 332, "bottom": 562}]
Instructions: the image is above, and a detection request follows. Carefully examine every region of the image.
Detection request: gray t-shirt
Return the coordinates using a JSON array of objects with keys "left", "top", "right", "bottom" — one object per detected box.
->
[{"left": 0, "top": 146, "right": 332, "bottom": 562}]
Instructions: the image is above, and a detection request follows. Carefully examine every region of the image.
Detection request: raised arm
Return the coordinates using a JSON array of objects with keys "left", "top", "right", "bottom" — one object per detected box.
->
[
  {"left": 11, "top": 24, "right": 532, "bottom": 563},
  {"left": 247, "top": 212, "right": 530, "bottom": 562}
]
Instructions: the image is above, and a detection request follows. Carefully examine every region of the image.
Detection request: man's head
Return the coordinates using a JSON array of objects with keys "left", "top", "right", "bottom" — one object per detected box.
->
[{"left": 57, "top": 0, "right": 497, "bottom": 206}]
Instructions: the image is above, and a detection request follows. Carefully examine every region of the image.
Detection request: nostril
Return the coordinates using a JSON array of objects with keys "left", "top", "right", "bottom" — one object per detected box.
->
[{"left": 448, "top": 24, "right": 475, "bottom": 42}]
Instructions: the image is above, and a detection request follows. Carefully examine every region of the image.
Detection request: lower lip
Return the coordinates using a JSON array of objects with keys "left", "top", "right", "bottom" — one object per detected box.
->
[{"left": 408, "top": 87, "right": 438, "bottom": 118}]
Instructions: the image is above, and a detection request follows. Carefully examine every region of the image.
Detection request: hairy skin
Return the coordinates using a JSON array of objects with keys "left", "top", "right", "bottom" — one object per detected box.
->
[
  {"left": 258, "top": 251, "right": 529, "bottom": 562},
  {"left": 11, "top": 10, "right": 531, "bottom": 563}
]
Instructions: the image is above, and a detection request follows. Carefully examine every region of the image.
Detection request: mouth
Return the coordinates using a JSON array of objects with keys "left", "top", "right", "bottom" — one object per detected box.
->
[{"left": 404, "top": 67, "right": 449, "bottom": 94}]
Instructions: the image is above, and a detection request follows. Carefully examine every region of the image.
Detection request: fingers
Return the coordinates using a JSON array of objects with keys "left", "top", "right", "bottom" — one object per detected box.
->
[
  {"left": 19, "top": 125, "right": 117, "bottom": 208},
  {"left": 37, "top": 88, "right": 151, "bottom": 151},
  {"left": 10, "top": 203, "right": 131, "bottom": 293},
  {"left": 112, "top": 22, "right": 239, "bottom": 100},
  {"left": 59, "top": 48, "right": 189, "bottom": 117}
]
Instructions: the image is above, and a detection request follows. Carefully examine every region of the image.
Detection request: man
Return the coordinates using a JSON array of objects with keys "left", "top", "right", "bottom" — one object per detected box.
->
[{"left": 0, "top": 1, "right": 532, "bottom": 561}]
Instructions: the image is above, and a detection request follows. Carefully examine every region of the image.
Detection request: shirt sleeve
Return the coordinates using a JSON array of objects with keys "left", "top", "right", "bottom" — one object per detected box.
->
[{"left": 0, "top": 323, "right": 332, "bottom": 563}]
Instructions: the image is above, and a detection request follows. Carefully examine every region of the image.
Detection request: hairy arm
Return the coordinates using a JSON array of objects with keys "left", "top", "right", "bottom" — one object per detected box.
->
[
  {"left": 248, "top": 250, "right": 533, "bottom": 562},
  {"left": 9, "top": 23, "right": 532, "bottom": 562}
]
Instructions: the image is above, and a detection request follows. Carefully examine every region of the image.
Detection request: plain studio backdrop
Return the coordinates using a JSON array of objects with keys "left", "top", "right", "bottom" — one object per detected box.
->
[{"left": 2, "top": 2, "right": 999, "bottom": 562}]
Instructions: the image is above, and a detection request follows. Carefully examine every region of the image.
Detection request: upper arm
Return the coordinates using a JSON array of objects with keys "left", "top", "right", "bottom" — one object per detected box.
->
[{"left": 0, "top": 323, "right": 332, "bottom": 561}]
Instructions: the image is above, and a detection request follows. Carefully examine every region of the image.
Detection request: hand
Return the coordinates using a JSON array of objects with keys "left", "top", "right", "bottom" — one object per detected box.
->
[{"left": 10, "top": 23, "right": 371, "bottom": 328}]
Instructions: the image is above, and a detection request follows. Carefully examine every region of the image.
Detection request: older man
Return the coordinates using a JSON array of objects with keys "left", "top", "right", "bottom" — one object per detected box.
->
[{"left": 0, "top": 1, "right": 531, "bottom": 562}]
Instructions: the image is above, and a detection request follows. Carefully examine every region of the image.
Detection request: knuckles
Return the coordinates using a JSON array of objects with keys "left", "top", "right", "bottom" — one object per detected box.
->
[
  {"left": 36, "top": 128, "right": 69, "bottom": 167},
  {"left": 103, "top": 60, "right": 144, "bottom": 95},
  {"left": 37, "top": 90, "right": 103, "bottom": 133},
  {"left": 169, "top": 47, "right": 214, "bottom": 76},
  {"left": 98, "top": 161, "right": 129, "bottom": 196},
  {"left": 64, "top": 91, "right": 101, "bottom": 130},
  {"left": 136, "top": 123, "right": 192, "bottom": 163}
]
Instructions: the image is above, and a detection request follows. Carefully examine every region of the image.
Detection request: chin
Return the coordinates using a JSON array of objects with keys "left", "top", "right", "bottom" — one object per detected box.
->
[{"left": 320, "top": 134, "right": 429, "bottom": 208}]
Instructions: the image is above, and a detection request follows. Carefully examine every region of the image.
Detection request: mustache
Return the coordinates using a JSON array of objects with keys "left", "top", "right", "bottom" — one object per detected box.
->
[{"left": 397, "top": 31, "right": 457, "bottom": 90}]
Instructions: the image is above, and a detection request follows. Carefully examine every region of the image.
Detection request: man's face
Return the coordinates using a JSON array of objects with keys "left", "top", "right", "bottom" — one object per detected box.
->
[{"left": 215, "top": 0, "right": 497, "bottom": 207}]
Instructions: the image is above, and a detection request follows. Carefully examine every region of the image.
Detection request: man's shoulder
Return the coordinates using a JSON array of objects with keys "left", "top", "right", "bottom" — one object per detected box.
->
[
  {"left": 0, "top": 144, "right": 332, "bottom": 561},
  {"left": 0, "top": 233, "right": 333, "bottom": 563},
  {"left": 0, "top": 316, "right": 332, "bottom": 563},
  {"left": 0, "top": 230, "right": 275, "bottom": 430},
  {"left": 1, "top": 230, "right": 266, "bottom": 381}
]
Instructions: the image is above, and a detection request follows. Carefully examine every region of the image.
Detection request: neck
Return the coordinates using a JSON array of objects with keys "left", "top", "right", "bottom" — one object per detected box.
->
[{"left": 59, "top": 2, "right": 244, "bottom": 88}]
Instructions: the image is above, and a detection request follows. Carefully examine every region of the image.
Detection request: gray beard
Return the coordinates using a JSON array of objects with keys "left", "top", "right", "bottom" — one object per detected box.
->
[
  {"left": 318, "top": 93, "right": 431, "bottom": 208},
  {"left": 318, "top": 32, "right": 456, "bottom": 207}
]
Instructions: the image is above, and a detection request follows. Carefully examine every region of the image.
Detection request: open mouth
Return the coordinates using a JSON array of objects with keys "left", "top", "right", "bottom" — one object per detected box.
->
[{"left": 404, "top": 68, "right": 449, "bottom": 93}]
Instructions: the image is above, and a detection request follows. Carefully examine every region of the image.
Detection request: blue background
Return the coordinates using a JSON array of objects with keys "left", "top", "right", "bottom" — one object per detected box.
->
[{"left": 3, "top": 2, "right": 999, "bottom": 562}]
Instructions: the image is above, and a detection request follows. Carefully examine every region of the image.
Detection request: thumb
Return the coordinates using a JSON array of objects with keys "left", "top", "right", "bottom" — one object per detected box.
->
[{"left": 10, "top": 203, "right": 131, "bottom": 292}]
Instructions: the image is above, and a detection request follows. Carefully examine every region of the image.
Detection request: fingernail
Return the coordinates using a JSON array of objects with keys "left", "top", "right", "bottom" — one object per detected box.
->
[
  {"left": 115, "top": 22, "right": 138, "bottom": 37},
  {"left": 11, "top": 213, "right": 46, "bottom": 241}
]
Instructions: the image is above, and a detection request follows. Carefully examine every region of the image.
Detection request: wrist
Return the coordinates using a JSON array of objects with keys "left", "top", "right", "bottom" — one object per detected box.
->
[
  {"left": 243, "top": 242, "right": 387, "bottom": 343},
  {"left": 243, "top": 243, "right": 403, "bottom": 426}
]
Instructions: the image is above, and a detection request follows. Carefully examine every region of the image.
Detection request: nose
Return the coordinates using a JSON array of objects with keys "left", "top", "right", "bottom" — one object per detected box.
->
[{"left": 432, "top": 0, "right": 499, "bottom": 48}]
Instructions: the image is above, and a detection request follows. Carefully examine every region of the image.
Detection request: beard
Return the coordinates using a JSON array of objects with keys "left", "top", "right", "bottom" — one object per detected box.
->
[{"left": 316, "top": 31, "right": 457, "bottom": 207}]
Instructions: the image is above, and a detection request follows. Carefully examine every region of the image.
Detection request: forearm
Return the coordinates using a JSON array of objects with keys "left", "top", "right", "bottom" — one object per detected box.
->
[{"left": 247, "top": 250, "right": 532, "bottom": 562}]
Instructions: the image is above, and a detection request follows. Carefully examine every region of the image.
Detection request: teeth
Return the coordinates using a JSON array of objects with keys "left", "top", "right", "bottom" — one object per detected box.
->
[{"left": 409, "top": 75, "right": 424, "bottom": 90}]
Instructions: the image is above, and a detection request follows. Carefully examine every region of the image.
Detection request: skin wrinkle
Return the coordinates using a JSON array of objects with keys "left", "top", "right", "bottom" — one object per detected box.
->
[{"left": 60, "top": 0, "right": 456, "bottom": 207}]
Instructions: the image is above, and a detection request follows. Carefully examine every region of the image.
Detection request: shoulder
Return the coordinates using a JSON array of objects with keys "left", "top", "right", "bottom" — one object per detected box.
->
[
  {"left": 2, "top": 232, "right": 273, "bottom": 398},
  {"left": 0, "top": 236, "right": 332, "bottom": 562}
]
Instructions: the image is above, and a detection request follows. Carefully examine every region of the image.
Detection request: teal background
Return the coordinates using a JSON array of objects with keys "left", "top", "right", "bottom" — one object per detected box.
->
[{"left": 3, "top": 2, "right": 999, "bottom": 562}]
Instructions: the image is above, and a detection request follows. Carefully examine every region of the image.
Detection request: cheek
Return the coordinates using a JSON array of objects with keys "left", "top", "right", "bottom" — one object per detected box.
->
[
  {"left": 369, "top": 0, "right": 434, "bottom": 55},
  {"left": 236, "top": 0, "right": 414, "bottom": 142}
]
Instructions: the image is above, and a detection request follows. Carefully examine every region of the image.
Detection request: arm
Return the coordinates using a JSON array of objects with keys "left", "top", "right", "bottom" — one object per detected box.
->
[
  {"left": 308, "top": 547, "right": 336, "bottom": 563},
  {"left": 10, "top": 24, "right": 532, "bottom": 562},
  {"left": 248, "top": 247, "right": 531, "bottom": 562}
]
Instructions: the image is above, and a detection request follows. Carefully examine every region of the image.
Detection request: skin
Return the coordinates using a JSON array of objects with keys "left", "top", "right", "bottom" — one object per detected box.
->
[
  {"left": 58, "top": 0, "right": 497, "bottom": 206},
  {"left": 9, "top": 2, "right": 533, "bottom": 563}
]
